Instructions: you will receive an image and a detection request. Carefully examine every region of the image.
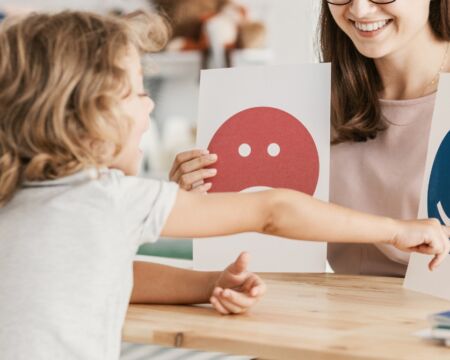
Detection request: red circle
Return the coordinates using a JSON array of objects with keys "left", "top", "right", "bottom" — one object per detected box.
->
[{"left": 207, "top": 107, "right": 320, "bottom": 195}]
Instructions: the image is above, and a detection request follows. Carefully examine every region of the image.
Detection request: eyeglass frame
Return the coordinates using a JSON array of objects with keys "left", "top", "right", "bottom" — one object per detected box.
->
[{"left": 326, "top": 0, "right": 396, "bottom": 5}]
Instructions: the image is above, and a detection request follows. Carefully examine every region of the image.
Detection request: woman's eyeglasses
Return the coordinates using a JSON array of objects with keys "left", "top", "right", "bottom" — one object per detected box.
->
[{"left": 327, "top": 0, "right": 396, "bottom": 5}]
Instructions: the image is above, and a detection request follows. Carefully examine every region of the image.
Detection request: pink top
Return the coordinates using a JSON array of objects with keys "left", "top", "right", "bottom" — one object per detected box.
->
[{"left": 328, "top": 92, "right": 436, "bottom": 277}]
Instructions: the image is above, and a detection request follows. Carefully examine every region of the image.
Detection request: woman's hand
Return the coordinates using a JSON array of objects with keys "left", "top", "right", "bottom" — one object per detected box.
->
[
  {"left": 392, "top": 219, "right": 450, "bottom": 271},
  {"left": 210, "top": 252, "right": 266, "bottom": 315},
  {"left": 169, "top": 149, "right": 218, "bottom": 193}
]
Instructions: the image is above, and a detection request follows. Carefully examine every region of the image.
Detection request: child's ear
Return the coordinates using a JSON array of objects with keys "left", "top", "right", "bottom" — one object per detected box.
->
[{"left": 89, "top": 139, "right": 117, "bottom": 164}]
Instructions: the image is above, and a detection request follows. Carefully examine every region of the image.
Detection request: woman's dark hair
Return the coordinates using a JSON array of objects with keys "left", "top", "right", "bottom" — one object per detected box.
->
[{"left": 319, "top": 0, "right": 450, "bottom": 144}]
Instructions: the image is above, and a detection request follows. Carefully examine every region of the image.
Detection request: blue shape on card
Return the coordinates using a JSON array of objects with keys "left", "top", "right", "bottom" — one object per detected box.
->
[{"left": 428, "top": 131, "right": 450, "bottom": 226}]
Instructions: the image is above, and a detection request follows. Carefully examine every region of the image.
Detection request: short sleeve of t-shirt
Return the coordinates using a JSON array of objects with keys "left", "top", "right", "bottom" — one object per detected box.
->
[{"left": 101, "top": 170, "right": 179, "bottom": 246}]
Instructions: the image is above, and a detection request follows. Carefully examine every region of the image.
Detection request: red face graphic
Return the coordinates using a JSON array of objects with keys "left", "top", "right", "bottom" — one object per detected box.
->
[{"left": 207, "top": 107, "right": 319, "bottom": 195}]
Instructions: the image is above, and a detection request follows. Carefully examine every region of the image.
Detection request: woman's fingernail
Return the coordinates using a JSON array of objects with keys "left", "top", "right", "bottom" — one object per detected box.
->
[
  {"left": 207, "top": 169, "right": 217, "bottom": 175},
  {"left": 201, "top": 149, "right": 210, "bottom": 155},
  {"left": 208, "top": 154, "right": 217, "bottom": 161}
]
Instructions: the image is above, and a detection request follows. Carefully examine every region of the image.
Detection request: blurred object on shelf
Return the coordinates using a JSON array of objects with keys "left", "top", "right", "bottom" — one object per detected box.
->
[
  {"left": 152, "top": 0, "right": 225, "bottom": 50},
  {"left": 237, "top": 21, "right": 266, "bottom": 49},
  {"left": 151, "top": 0, "right": 267, "bottom": 68}
]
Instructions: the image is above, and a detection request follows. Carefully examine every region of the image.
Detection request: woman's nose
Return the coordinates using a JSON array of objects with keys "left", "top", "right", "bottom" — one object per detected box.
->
[{"left": 347, "top": 0, "right": 379, "bottom": 19}]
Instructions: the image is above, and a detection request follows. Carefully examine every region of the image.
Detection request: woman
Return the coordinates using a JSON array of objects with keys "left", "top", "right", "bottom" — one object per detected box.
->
[{"left": 169, "top": 0, "right": 450, "bottom": 276}]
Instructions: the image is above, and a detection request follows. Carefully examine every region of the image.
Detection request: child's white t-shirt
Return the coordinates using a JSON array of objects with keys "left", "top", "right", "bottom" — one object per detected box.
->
[{"left": 0, "top": 168, "right": 179, "bottom": 359}]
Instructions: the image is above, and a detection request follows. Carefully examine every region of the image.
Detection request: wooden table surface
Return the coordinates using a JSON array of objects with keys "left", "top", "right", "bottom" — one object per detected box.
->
[{"left": 123, "top": 273, "right": 450, "bottom": 359}]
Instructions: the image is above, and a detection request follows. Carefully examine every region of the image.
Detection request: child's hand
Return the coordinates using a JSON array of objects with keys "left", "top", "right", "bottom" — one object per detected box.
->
[
  {"left": 210, "top": 252, "right": 266, "bottom": 315},
  {"left": 392, "top": 219, "right": 450, "bottom": 270}
]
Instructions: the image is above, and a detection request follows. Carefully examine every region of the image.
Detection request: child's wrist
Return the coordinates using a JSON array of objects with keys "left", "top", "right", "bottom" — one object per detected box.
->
[
  {"left": 383, "top": 217, "right": 401, "bottom": 245},
  {"left": 207, "top": 271, "right": 221, "bottom": 296}
]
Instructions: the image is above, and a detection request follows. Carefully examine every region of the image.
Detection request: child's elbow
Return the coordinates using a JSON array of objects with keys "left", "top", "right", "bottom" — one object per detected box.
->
[{"left": 261, "top": 189, "right": 292, "bottom": 236}]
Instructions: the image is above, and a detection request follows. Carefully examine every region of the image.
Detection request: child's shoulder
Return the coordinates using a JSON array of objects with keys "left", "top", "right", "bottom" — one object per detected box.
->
[
  {"left": 9, "top": 168, "right": 170, "bottom": 206},
  {"left": 95, "top": 168, "right": 179, "bottom": 210},
  {"left": 7, "top": 167, "right": 178, "bottom": 212},
  {"left": 96, "top": 168, "right": 177, "bottom": 194}
]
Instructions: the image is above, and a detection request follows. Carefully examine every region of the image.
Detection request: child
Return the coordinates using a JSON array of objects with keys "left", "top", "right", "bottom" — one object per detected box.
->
[{"left": 0, "top": 10, "right": 448, "bottom": 360}]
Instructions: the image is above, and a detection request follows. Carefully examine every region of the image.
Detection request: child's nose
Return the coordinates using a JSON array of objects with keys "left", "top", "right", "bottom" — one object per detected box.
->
[{"left": 147, "top": 97, "right": 155, "bottom": 114}]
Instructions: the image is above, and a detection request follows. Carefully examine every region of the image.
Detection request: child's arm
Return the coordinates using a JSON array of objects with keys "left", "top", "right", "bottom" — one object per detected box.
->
[
  {"left": 162, "top": 189, "right": 450, "bottom": 270},
  {"left": 131, "top": 252, "right": 265, "bottom": 315}
]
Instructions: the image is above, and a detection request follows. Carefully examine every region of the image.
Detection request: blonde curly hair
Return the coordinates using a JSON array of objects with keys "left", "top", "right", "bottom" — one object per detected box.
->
[{"left": 0, "top": 10, "right": 169, "bottom": 206}]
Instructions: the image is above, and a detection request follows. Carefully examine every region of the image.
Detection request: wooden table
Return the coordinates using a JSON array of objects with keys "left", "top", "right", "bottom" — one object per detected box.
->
[{"left": 123, "top": 274, "right": 450, "bottom": 359}]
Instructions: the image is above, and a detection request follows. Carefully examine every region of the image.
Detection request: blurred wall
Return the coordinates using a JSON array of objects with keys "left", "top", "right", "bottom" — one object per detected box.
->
[
  {"left": 0, "top": 0, "right": 320, "bottom": 63},
  {"left": 265, "top": 0, "right": 319, "bottom": 64},
  {"left": 0, "top": 0, "right": 151, "bottom": 13}
]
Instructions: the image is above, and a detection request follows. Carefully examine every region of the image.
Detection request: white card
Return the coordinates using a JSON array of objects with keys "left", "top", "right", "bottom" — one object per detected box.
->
[
  {"left": 404, "top": 73, "right": 450, "bottom": 300},
  {"left": 193, "top": 64, "right": 330, "bottom": 272}
]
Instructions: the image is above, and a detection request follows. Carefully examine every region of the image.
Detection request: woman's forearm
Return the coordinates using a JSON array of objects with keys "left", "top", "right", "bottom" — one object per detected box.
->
[{"left": 130, "top": 261, "right": 219, "bottom": 304}]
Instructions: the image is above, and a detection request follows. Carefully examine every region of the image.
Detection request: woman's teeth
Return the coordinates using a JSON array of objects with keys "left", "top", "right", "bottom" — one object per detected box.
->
[{"left": 354, "top": 20, "right": 390, "bottom": 32}]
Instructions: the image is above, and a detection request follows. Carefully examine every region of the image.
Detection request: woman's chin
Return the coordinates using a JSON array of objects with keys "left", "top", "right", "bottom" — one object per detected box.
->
[{"left": 354, "top": 43, "right": 393, "bottom": 60}]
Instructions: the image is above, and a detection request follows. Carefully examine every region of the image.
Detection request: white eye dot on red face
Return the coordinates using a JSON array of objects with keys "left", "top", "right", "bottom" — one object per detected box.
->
[
  {"left": 238, "top": 143, "right": 252, "bottom": 157},
  {"left": 267, "top": 143, "right": 281, "bottom": 157}
]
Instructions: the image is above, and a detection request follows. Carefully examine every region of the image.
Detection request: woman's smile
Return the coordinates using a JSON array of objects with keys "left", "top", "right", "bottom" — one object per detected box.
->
[{"left": 351, "top": 18, "right": 393, "bottom": 38}]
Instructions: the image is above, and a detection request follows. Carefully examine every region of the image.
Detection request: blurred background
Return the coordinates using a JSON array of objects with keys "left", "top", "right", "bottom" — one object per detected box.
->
[
  {"left": 0, "top": 1, "right": 322, "bottom": 358},
  {"left": 0, "top": 0, "right": 320, "bottom": 260}
]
